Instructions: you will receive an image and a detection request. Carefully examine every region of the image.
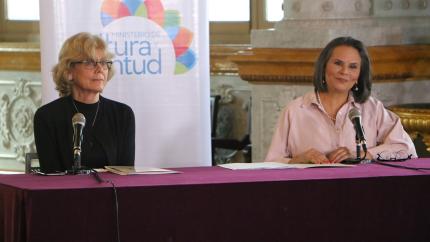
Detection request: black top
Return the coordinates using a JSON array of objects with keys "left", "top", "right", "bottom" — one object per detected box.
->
[
  {"left": 34, "top": 95, "right": 135, "bottom": 173},
  {"left": 72, "top": 100, "right": 107, "bottom": 169}
]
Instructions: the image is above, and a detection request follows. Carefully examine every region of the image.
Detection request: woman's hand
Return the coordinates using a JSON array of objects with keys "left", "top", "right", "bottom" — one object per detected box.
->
[
  {"left": 290, "top": 148, "right": 330, "bottom": 164},
  {"left": 327, "top": 147, "right": 353, "bottom": 163}
]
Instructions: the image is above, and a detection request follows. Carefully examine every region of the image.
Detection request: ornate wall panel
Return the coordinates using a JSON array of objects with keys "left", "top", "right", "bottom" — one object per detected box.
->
[
  {"left": 0, "top": 77, "right": 41, "bottom": 170},
  {"left": 0, "top": 43, "right": 42, "bottom": 171}
]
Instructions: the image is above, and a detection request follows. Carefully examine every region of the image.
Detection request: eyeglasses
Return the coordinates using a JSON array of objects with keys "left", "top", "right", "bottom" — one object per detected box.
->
[
  {"left": 376, "top": 150, "right": 412, "bottom": 162},
  {"left": 71, "top": 59, "right": 113, "bottom": 70}
]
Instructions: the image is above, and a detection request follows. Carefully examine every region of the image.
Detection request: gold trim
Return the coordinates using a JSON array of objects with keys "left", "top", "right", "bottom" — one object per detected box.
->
[
  {"left": 210, "top": 44, "right": 250, "bottom": 75},
  {"left": 0, "top": 43, "right": 248, "bottom": 74},
  {"left": 389, "top": 104, "right": 430, "bottom": 133},
  {"left": 389, "top": 104, "right": 430, "bottom": 152},
  {"left": 230, "top": 45, "right": 430, "bottom": 83},
  {"left": 1, "top": 43, "right": 430, "bottom": 79},
  {"left": 0, "top": 42, "right": 40, "bottom": 71}
]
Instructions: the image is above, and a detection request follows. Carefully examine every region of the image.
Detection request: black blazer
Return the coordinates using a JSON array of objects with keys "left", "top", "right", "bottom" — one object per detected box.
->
[{"left": 34, "top": 95, "right": 135, "bottom": 173}]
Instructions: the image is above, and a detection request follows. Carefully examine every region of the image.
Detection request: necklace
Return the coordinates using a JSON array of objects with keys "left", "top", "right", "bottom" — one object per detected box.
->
[
  {"left": 316, "top": 91, "right": 337, "bottom": 122},
  {"left": 72, "top": 98, "right": 100, "bottom": 127}
]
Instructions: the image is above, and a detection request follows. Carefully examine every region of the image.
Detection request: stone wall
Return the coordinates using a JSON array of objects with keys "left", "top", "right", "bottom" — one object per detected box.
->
[{"left": 253, "top": 0, "right": 430, "bottom": 48}]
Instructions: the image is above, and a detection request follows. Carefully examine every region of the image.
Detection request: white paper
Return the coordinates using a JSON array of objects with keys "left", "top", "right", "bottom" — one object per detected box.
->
[
  {"left": 105, "top": 166, "right": 179, "bottom": 175},
  {"left": 0, "top": 170, "right": 25, "bottom": 175},
  {"left": 218, "top": 162, "right": 355, "bottom": 170},
  {"left": 218, "top": 162, "right": 293, "bottom": 170}
]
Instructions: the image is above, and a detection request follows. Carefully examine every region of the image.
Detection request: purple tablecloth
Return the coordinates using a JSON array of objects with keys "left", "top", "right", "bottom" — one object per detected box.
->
[{"left": 1, "top": 158, "right": 430, "bottom": 242}]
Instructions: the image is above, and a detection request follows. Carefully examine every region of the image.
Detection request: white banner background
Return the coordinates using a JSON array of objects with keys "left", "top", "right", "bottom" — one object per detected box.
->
[{"left": 40, "top": 0, "right": 210, "bottom": 167}]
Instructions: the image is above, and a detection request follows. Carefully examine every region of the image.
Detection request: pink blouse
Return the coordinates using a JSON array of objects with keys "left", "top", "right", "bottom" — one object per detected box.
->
[{"left": 265, "top": 92, "right": 417, "bottom": 163}]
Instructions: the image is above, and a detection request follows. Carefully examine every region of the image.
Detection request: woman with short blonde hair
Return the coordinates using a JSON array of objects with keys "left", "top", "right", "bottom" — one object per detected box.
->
[
  {"left": 52, "top": 32, "right": 115, "bottom": 97},
  {"left": 34, "top": 32, "right": 135, "bottom": 173}
]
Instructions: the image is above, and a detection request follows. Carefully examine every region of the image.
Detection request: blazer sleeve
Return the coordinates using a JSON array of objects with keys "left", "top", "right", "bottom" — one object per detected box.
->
[
  {"left": 119, "top": 106, "right": 135, "bottom": 166},
  {"left": 33, "top": 108, "right": 63, "bottom": 173}
]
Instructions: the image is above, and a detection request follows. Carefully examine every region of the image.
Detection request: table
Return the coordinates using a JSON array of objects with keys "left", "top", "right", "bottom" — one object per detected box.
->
[{"left": 1, "top": 159, "right": 430, "bottom": 242}]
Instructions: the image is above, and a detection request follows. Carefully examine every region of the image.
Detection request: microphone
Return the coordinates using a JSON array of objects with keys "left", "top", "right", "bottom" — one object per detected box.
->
[
  {"left": 72, "top": 113, "right": 86, "bottom": 170},
  {"left": 348, "top": 108, "right": 367, "bottom": 152}
]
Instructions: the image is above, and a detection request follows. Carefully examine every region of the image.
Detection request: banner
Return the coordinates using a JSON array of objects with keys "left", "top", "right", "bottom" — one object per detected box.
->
[{"left": 39, "top": 0, "right": 211, "bottom": 167}]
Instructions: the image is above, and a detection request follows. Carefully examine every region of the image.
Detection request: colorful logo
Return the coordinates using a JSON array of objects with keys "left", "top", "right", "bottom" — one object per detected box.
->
[{"left": 100, "top": 0, "right": 196, "bottom": 75}]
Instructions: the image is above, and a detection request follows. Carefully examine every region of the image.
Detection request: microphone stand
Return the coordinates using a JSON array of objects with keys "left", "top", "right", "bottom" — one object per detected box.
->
[
  {"left": 342, "top": 134, "right": 363, "bottom": 164},
  {"left": 72, "top": 148, "right": 82, "bottom": 173},
  {"left": 67, "top": 148, "right": 91, "bottom": 175},
  {"left": 355, "top": 134, "right": 361, "bottom": 160}
]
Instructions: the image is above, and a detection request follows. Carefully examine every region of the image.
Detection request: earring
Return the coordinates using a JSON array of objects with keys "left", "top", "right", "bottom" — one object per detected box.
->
[
  {"left": 354, "top": 83, "right": 359, "bottom": 91},
  {"left": 322, "top": 78, "right": 326, "bottom": 85}
]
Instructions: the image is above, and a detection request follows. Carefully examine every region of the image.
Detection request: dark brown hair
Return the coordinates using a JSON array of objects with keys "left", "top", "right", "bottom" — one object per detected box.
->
[{"left": 313, "top": 36, "right": 372, "bottom": 103}]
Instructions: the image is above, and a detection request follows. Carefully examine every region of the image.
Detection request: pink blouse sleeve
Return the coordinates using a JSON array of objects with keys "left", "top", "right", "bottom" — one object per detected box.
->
[
  {"left": 366, "top": 101, "right": 417, "bottom": 159},
  {"left": 264, "top": 106, "right": 292, "bottom": 163}
]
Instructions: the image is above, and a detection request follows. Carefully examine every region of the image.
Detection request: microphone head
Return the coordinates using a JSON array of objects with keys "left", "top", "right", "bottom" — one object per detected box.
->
[
  {"left": 72, "top": 113, "right": 86, "bottom": 127},
  {"left": 348, "top": 108, "right": 361, "bottom": 121}
]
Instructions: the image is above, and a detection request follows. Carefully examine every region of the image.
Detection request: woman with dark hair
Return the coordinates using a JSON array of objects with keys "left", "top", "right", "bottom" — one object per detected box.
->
[
  {"left": 265, "top": 36, "right": 416, "bottom": 164},
  {"left": 34, "top": 32, "right": 135, "bottom": 173}
]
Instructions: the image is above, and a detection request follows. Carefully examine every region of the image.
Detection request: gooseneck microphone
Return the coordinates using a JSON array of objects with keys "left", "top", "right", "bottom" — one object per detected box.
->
[
  {"left": 348, "top": 108, "right": 367, "bottom": 153},
  {"left": 72, "top": 113, "right": 86, "bottom": 171}
]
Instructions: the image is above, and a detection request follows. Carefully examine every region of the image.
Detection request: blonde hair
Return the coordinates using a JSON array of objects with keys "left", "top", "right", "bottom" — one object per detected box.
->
[{"left": 51, "top": 32, "right": 114, "bottom": 97}]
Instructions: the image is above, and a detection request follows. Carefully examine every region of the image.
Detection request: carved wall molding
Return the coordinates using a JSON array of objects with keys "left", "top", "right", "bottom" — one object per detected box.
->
[
  {"left": 284, "top": 0, "right": 371, "bottom": 19},
  {"left": 388, "top": 103, "right": 430, "bottom": 152},
  {"left": 210, "top": 84, "right": 236, "bottom": 104},
  {"left": 418, "top": 0, "right": 428, "bottom": 9},
  {"left": 0, "top": 43, "right": 247, "bottom": 75},
  {"left": 0, "top": 78, "right": 41, "bottom": 164},
  {"left": 0, "top": 42, "right": 41, "bottom": 71},
  {"left": 239, "top": 75, "right": 314, "bottom": 83},
  {"left": 210, "top": 45, "right": 250, "bottom": 75},
  {"left": 230, "top": 45, "right": 430, "bottom": 83}
]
